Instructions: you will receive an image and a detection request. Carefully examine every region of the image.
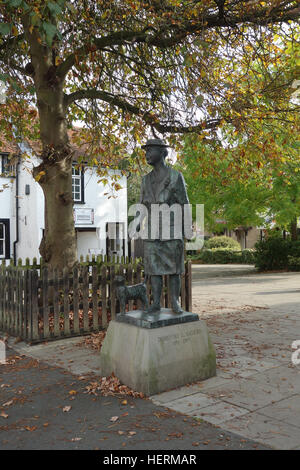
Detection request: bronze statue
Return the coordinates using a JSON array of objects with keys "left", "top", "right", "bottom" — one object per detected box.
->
[{"left": 140, "top": 138, "right": 190, "bottom": 314}]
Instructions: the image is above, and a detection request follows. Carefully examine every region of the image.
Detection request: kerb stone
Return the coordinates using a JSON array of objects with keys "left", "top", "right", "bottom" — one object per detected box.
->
[{"left": 100, "top": 319, "right": 216, "bottom": 396}]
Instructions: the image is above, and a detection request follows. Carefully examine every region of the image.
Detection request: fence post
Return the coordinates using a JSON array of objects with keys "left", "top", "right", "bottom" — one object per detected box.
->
[
  {"left": 31, "top": 269, "right": 39, "bottom": 342},
  {"left": 42, "top": 267, "right": 50, "bottom": 339},
  {"left": 73, "top": 266, "right": 80, "bottom": 334},
  {"left": 110, "top": 264, "right": 116, "bottom": 320},
  {"left": 7, "top": 266, "right": 12, "bottom": 333},
  {"left": 18, "top": 269, "right": 23, "bottom": 338},
  {"left": 22, "top": 269, "right": 27, "bottom": 339},
  {"left": 136, "top": 263, "right": 142, "bottom": 310},
  {"left": 92, "top": 265, "right": 99, "bottom": 330},
  {"left": 82, "top": 265, "right": 89, "bottom": 332},
  {"left": 25, "top": 270, "right": 32, "bottom": 341},
  {"left": 126, "top": 263, "right": 133, "bottom": 312},
  {"left": 53, "top": 269, "right": 60, "bottom": 338},
  {"left": 63, "top": 267, "right": 70, "bottom": 336},
  {"left": 101, "top": 264, "right": 107, "bottom": 329},
  {"left": 185, "top": 260, "right": 192, "bottom": 312}
]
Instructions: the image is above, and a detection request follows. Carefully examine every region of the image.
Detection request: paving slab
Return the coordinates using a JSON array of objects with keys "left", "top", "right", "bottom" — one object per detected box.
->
[
  {"left": 190, "top": 401, "right": 250, "bottom": 425},
  {"left": 150, "top": 383, "right": 210, "bottom": 404},
  {"left": 151, "top": 373, "right": 235, "bottom": 403},
  {"left": 249, "top": 364, "right": 300, "bottom": 395},
  {"left": 216, "top": 355, "right": 279, "bottom": 379},
  {"left": 258, "top": 395, "right": 300, "bottom": 428},
  {"left": 154, "top": 393, "right": 219, "bottom": 415},
  {"left": 221, "top": 411, "right": 300, "bottom": 450},
  {"left": 6, "top": 336, "right": 102, "bottom": 376},
  {"left": 204, "top": 375, "right": 295, "bottom": 412}
]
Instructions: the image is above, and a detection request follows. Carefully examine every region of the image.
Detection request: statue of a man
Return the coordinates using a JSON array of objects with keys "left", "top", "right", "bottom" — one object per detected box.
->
[{"left": 139, "top": 138, "right": 190, "bottom": 314}]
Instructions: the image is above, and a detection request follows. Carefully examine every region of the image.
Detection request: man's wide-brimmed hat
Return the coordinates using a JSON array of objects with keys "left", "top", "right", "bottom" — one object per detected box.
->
[{"left": 141, "top": 138, "right": 170, "bottom": 149}]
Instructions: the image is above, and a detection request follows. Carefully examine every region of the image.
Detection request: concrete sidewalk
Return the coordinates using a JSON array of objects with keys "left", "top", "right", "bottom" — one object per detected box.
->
[
  {"left": 2, "top": 264, "right": 300, "bottom": 449},
  {"left": 152, "top": 265, "right": 300, "bottom": 450}
]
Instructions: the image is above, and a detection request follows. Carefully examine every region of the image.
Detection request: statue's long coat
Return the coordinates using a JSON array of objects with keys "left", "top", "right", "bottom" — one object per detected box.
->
[{"left": 139, "top": 166, "right": 190, "bottom": 275}]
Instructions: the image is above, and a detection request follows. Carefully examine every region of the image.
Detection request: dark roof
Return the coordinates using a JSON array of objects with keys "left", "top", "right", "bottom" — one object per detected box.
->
[{"left": 0, "top": 126, "right": 105, "bottom": 162}]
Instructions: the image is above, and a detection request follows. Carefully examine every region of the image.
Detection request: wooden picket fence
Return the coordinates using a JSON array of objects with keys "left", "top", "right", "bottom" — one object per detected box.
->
[{"left": 0, "top": 261, "right": 192, "bottom": 344}]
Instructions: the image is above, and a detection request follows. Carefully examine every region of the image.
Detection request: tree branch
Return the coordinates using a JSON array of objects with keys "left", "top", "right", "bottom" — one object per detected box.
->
[
  {"left": 64, "top": 88, "right": 221, "bottom": 133},
  {"left": 56, "top": 3, "right": 300, "bottom": 79},
  {"left": 0, "top": 54, "right": 32, "bottom": 77},
  {"left": 0, "top": 34, "right": 25, "bottom": 52},
  {"left": 56, "top": 30, "right": 150, "bottom": 79}
]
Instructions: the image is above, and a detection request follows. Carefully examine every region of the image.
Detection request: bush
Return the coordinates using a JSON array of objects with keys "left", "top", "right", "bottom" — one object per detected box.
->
[
  {"left": 240, "top": 249, "right": 256, "bottom": 264},
  {"left": 190, "top": 248, "right": 255, "bottom": 265},
  {"left": 254, "top": 237, "right": 300, "bottom": 271},
  {"left": 205, "top": 236, "right": 241, "bottom": 251},
  {"left": 287, "top": 256, "right": 300, "bottom": 271}
]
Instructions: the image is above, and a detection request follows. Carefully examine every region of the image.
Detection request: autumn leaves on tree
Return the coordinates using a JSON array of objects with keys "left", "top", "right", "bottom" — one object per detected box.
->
[{"left": 0, "top": 0, "right": 299, "bottom": 267}]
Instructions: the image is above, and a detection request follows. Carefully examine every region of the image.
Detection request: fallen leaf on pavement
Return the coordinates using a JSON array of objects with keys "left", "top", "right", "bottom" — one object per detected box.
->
[
  {"left": 25, "top": 426, "right": 37, "bottom": 432},
  {"left": 63, "top": 406, "right": 72, "bottom": 412},
  {"left": 85, "top": 373, "right": 144, "bottom": 398},
  {"left": 2, "top": 400, "right": 13, "bottom": 407}
]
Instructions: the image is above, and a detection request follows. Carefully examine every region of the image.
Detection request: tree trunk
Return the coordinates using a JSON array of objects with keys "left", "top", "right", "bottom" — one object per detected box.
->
[
  {"left": 24, "top": 19, "right": 78, "bottom": 270},
  {"left": 32, "top": 77, "right": 77, "bottom": 270},
  {"left": 37, "top": 161, "right": 77, "bottom": 270},
  {"left": 33, "top": 100, "right": 78, "bottom": 270}
]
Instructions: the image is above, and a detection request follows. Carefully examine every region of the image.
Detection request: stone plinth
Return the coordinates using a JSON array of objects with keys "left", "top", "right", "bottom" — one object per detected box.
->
[
  {"left": 100, "top": 314, "right": 216, "bottom": 396},
  {"left": 116, "top": 308, "right": 199, "bottom": 329}
]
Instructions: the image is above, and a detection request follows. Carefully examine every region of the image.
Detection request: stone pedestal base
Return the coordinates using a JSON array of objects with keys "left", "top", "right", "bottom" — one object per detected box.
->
[{"left": 100, "top": 316, "right": 216, "bottom": 396}]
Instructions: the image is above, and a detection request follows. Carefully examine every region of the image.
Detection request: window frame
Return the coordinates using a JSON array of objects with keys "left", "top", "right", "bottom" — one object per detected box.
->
[
  {"left": 0, "top": 153, "right": 15, "bottom": 177},
  {"left": 0, "top": 219, "right": 10, "bottom": 260},
  {"left": 72, "top": 164, "right": 85, "bottom": 204}
]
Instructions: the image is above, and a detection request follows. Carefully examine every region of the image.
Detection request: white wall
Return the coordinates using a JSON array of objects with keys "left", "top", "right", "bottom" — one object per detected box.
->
[
  {"left": 16, "top": 154, "right": 44, "bottom": 261},
  {"left": 74, "top": 168, "right": 128, "bottom": 258},
  {"left": 0, "top": 175, "right": 16, "bottom": 259},
  {"left": 0, "top": 151, "right": 128, "bottom": 262}
]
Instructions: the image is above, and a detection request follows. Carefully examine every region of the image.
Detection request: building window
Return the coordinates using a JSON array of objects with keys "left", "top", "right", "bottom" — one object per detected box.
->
[
  {"left": 0, "top": 223, "right": 5, "bottom": 258},
  {"left": 0, "top": 153, "right": 15, "bottom": 176},
  {"left": 0, "top": 220, "right": 10, "bottom": 259},
  {"left": 72, "top": 165, "right": 84, "bottom": 203}
]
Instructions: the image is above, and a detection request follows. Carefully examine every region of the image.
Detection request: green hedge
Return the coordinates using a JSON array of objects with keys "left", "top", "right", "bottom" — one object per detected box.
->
[
  {"left": 188, "top": 248, "right": 256, "bottom": 264},
  {"left": 205, "top": 236, "right": 241, "bottom": 251},
  {"left": 287, "top": 256, "right": 300, "bottom": 271},
  {"left": 254, "top": 238, "right": 300, "bottom": 271}
]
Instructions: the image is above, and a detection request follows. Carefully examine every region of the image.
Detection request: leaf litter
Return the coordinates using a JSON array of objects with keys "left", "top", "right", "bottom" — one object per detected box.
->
[{"left": 84, "top": 372, "right": 145, "bottom": 398}]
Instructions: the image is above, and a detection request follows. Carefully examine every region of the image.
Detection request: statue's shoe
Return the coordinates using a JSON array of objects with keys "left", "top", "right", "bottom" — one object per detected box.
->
[
  {"left": 147, "top": 304, "right": 161, "bottom": 314},
  {"left": 171, "top": 302, "right": 184, "bottom": 314}
]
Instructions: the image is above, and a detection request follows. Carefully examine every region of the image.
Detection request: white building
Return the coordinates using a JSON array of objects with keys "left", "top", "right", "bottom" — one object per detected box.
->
[{"left": 0, "top": 140, "right": 128, "bottom": 263}]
